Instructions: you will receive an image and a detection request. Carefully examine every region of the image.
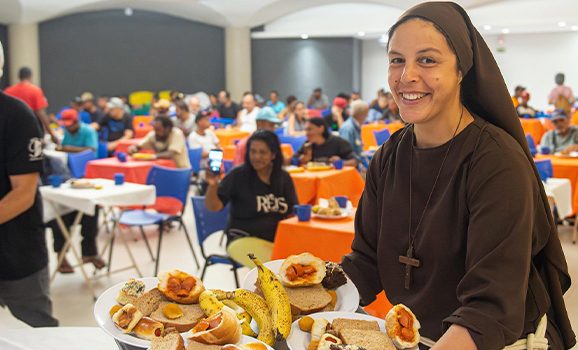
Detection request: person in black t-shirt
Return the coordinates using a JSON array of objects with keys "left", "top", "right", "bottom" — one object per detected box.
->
[
  {"left": 217, "top": 90, "right": 241, "bottom": 119},
  {"left": 81, "top": 92, "right": 105, "bottom": 124},
  {"left": 93, "top": 97, "right": 134, "bottom": 154},
  {"left": 293, "top": 117, "right": 357, "bottom": 167},
  {"left": 205, "top": 130, "right": 298, "bottom": 242},
  {"left": 0, "top": 86, "right": 59, "bottom": 326}
]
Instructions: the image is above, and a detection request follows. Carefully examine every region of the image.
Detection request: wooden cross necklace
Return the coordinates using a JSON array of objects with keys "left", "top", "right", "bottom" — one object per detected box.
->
[{"left": 399, "top": 107, "right": 464, "bottom": 290}]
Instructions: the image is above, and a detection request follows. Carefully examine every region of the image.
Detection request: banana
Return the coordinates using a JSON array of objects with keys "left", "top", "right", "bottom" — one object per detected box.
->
[
  {"left": 222, "top": 299, "right": 257, "bottom": 337},
  {"left": 249, "top": 253, "right": 292, "bottom": 340},
  {"left": 198, "top": 290, "right": 225, "bottom": 317},
  {"left": 219, "top": 289, "right": 276, "bottom": 346}
]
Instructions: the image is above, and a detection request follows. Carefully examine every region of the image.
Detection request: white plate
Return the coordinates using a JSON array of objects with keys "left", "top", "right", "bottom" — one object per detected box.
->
[
  {"left": 286, "top": 311, "right": 386, "bottom": 350},
  {"left": 241, "top": 260, "right": 359, "bottom": 313},
  {"left": 147, "top": 335, "right": 274, "bottom": 350},
  {"left": 312, "top": 211, "right": 351, "bottom": 220}
]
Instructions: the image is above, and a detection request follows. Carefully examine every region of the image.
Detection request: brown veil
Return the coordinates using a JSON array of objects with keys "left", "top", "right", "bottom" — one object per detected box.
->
[{"left": 391, "top": 1, "right": 575, "bottom": 347}]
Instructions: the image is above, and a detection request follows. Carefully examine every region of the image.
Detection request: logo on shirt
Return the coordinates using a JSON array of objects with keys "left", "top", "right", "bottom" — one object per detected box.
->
[
  {"left": 28, "top": 137, "right": 44, "bottom": 161},
  {"left": 256, "top": 194, "right": 289, "bottom": 214}
]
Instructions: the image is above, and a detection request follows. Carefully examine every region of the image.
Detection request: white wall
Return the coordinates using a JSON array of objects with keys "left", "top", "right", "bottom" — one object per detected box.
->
[{"left": 360, "top": 31, "right": 578, "bottom": 110}]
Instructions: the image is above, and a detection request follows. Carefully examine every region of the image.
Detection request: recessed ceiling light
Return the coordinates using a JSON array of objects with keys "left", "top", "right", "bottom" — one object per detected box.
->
[
  {"left": 300, "top": 34, "right": 309, "bottom": 40},
  {"left": 483, "top": 25, "right": 492, "bottom": 31},
  {"left": 357, "top": 31, "right": 366, "bottom": 37},
  {"left": 558, "top": 21, "right": 567, "bottom": 27},
  {"left": 501, "top": 28, "right": 510, "bottom": 34},
  {"left": 124, "top": 7, "right": 133, "bottom": 16},
  {"left": 572, "top": 25, "right": 578, "bottom": 31}
]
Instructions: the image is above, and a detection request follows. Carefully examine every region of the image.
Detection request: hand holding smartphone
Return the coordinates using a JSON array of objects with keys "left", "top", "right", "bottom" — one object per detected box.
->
[{"left": 207, "top": 149, "right": 224, "bottom": 175}]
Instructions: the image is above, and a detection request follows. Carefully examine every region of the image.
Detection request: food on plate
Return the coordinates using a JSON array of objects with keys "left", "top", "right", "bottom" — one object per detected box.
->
[
  {"left": 109, "top": 304, "right": 122, "bottom": 318},
  {"left": 135, "top": 287, "right": 165, "bottom": 317},
  {"left": 249, "top": 253, "right": 292, "bottom": 340},
  {"left": 163, "top": 303, "right": 184, "bottom": 319},
  {"left": 298, "top": 316, "right": 315, "bottom": 332},
  {"left": 158, "top": 270, "right": 205, "bottom": 304},
  {"left": 309, "top": 318, "right": 329, "bottom": 350},
  {"left": 221, "top": 344, "right": 267, "bottom": 350},
  {"left": 150, "top": 328, "right": 185, "bottom": 350},
  {"left": 338, "top": 329, "right": 396, "bottom": 350},
  {"left": 199, "top": 291, "right": 256, "bottom": 337},
  {"left": 327, "top": 290, "right": 337, "bottom": 309},
  {"left": 116, "top": 278, "right": 146, "bottom": 305},
  {"left": 112, "top": 303, "right": 143, "bottom": 333},
  {"left": 385, "top": 304, "right": 421, "bottom": 349},
  {"left": 221, "top": 299, "right": 256, "bottom": 337},
  {"left": 315, "top": 207, "right": 342, "bottom": 216},
  {"left": 132, "top": 153, "right": 156, "bottom": 160},
  {"left": 151, "top": 301, "right": 205, "bottom": 333},
  {"left": 317, "top": 334, "right": 342, "bottom": 350},
  {"left": 285, "top": 284, "right": 333, "bottom": 316},
  {"left": 330, "top": 319, "right": 380, "bottom": 335},
  {"left": 329, "top": 345, "right": 367, "bottom": 350},
  {"left": 189, "top": 308, "right": 241, "bottom": 345},
  {"left": 185, "top": 342, "right": 222, "bottom": 350},
  {"left": 279, "top": 253, "right": 326, "bottom": 287},
  {"left": 133, "top": 317, "right": 164, "bottom": 340},
  {"left": 70, "top": 179, "right": 96, "bottom": 189},
  {"left": 322, "top": 262, "right": 348, "bottom": 290},
  {"left": 306, "top": 162, "right": 333, "bottom": 171}
]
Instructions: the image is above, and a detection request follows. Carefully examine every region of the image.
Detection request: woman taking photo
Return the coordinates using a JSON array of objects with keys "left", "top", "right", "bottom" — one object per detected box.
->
[
  {"left": 342, "top": 2, "right": 574, "bottom": 350},
  {"left": 205, "top": 130, "right": 297, "bottom": 243},
  {"left": 286, "top": 100, "right": 308, "bottom": 137}
]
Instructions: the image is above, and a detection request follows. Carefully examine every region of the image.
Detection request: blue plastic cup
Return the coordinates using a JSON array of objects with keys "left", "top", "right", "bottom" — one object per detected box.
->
[
  {"left": 540, "top": 146, "right": 551, "bottom": 155},
  {"left": 334, "top": 196, "right": 348, "bottom": 209},
  {"left": 48, "top": 174, "right": 63, "bottom": 188},
  {"left": 114, "top": 173, "right": 125, "bottom": 185},
  {"left": 294, "top": 204, "right": 312, "bottom": 222},
  {"left": 116, "top": 152, "right": 127, "bottom": 163},
  {"left": 333, "top": 158, "right": 343, "bottom": 170}
]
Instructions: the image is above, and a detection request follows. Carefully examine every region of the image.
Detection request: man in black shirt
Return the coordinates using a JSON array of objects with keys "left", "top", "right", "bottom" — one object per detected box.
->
[
  {"left": 0, "top": 42, "right": 58, "bottom": 326},
  {"left": 81, "top": 91, "right": 105, "bottom": 124},
  {"left": 217, "top": 90, "right": 240, "bottom": 119},
  {"left": 94, "top": 97, "right": 134, "bottom": 154}
]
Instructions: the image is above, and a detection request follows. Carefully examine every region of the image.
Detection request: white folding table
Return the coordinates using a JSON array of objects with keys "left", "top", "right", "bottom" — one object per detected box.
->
[{"left": 41, "top": 179, "right": 155, "bottom": 299}]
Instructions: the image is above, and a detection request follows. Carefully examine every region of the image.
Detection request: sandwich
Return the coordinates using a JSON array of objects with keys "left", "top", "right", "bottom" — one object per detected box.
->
[
  {"left": 385, "top": 304, "right": 420, "bottom": 349},
  {"left": 317, "top": 334, "right": 342, "bottom": 350},
  {"left": 189, "top": 308, "right": 241, "bottom": 345},
  {"left": 133, "top": 317, "right": 164, "bottom": 340},
  {"left": 339, "top": 329, "right": 396, "bottom": 350},
  {"left": 158, "top": 270, "right": 205, "bottom": 304},
  {"left": 279, "top": 253, "right": 326, "bottom": 287},
  {"left": 330, "top": 319, "right": 380, "bottom": 335},
  {"left": 151, "top": 328, "right": 185, "bottom": 350},
  {"left": 151, "top": 301, "right": 205, "bottom": 333},
  {"left": 116, "top": 279, "right": 146, "bottom": 306},
  {"left": 112, "top": 303, "right": 143, "bottom": 333},
  {"left": 135, "top": 287, "right": 166, "bottom": 317}
]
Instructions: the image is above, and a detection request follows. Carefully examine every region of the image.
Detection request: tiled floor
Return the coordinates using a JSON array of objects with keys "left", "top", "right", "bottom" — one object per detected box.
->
[{"left": 1, "top": 200, "right": 577, "bottom": 349}]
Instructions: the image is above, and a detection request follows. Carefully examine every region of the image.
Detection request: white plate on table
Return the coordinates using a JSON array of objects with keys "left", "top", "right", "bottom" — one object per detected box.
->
[
  {"left": 241, "top": 260, "right": 359, "bottom": 313},
  {"left": 95, "top": 277, "right": 274, "bottom": 349},
  {"left": 147, "top": 335, "right": 274, "bottom": 350},
  {"left": 286, "top": 311, "right": 385, "bottom": 350},
  {"left": 312, "top": 210, "right": 352, "bottom": 220}
]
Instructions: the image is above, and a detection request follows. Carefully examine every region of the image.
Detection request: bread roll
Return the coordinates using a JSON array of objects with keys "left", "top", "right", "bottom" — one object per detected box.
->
[
  {"left": 158, "top": 270, "right": 205, "bottom": 304},
  {"left": 188, "top": 308, "right": 241, "bottom": 345},
  {"left": 133, "top": 317, "right": 164, "bottom": 340},
  {"left": 112, "top": 303, "right": 143, "bottom": 333},
  {"left": 385, "top": 304, "right": 420, "bottom": 349},
  {"left": 116, "top": 279, "right": 146, "bottom": 306}
]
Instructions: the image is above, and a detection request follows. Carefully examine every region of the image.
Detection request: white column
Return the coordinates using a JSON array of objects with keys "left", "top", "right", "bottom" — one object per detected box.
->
[
  {"left": 8, "top": 23, "right": 41, "bottom": 85},
  {"left": 225, "top": 26, "right": 252, "bottom": 101}
]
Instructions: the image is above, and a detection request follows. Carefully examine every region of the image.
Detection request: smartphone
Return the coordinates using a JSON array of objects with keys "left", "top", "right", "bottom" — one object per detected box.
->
[{"left": 208, "top": 149, "right": 224, "bottom": 175}]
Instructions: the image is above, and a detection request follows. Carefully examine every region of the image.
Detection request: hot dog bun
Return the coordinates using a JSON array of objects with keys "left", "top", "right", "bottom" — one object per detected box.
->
[{"left": 133, "top": 317, "right": 164, "bottom": 340}]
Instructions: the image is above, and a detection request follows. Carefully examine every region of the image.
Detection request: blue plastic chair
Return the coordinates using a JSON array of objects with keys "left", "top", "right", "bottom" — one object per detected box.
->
[
  {"left": 68, "top": 149, "right": 96, "bottom": 178},
  {"left": 223, "top": 160, "right": 234, "bottom": 174},
  {"left": 191, "top": 196, "right": 241, "bottom": 287},
  {"left": 278, "top": 135, "right": 307, "bottom": 152},
  {"left": 275, "top": 127, "right": 285, "bottom": 136},
  {"left": 97, "top": 142, "right": 109, "bottom": 159},
  {"left": 535, "top": 159, "right": 553, "bottom": 181},
  {"left": 373, "top": 129, "right": 391, "bottom": 146},
  {"left": 117, "top": 165, "right": 198, "bottom": 276},
  {"left": 188, "top": 148, "right": 203, "bottom": 174},
  {"left": 526, "top": 133, "right": 537, "bottom": 157}
]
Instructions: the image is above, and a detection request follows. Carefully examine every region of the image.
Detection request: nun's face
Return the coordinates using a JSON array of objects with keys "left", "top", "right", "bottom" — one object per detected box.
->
[{"left": 387, "top": 19, "right": 461, "bottom": 125}]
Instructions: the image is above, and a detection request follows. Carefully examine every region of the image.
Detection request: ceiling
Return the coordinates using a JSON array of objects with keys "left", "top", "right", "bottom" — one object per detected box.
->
[{"left": 2, "top": 0, "right": 578, "bottom": 38}]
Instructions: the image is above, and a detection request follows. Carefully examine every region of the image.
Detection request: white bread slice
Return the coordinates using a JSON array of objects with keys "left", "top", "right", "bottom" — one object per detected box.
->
[
  {"left": 135, "top": 288, "right": 166, "bottom": 317},
  {"left": 150, "top": 330, "right": 185, "bottom": 350},
  {"left": 331, "top": 319, "right": 380, "bottom": 334},
  {"left": 285, "top": 284, "right": 332, "bottom": 315},
  {"left": 185, "top": 341, "right": 222, "bottom": 350},
  {"left": 339, "top": 329, "right": 396, "bottom": 350},
  {"left": 150, "top": 301, "right": 205, "bottom": 333}
]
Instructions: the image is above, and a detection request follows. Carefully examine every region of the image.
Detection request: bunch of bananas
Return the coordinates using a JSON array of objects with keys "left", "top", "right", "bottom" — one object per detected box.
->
[{"left": 197, "top": 254, "right": 292, "bottom": 346}]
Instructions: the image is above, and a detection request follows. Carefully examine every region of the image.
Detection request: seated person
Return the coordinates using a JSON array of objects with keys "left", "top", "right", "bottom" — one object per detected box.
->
[
  {"left": 339, "top": 100, "right": 369, "bottom": 163},
  {"left": 81, "top": 91, "right": 105, "bottom": 124},
  {"left": 516, "top": 91, "right": 537, "bottom": 118},
  {"left": 49, "top": 109, "right": 103, "bottom": 273},
  {"left": 540, "top": 109, "right": 578, "bottom": 154},
  {"left": 205, "top": 130, "right": 298, "bottom": 242},
  {"left": 217, "top": 90, "right": 241, "bottom": 119},
  {"left": 188, "top": 111, "right": 220, "bottom": 165},
  {"left": 511, "top": 85, "right": 525, "bottom": 108},
  {"left": 322, "top": 97, "right": 348, "bottom": 132},
  {"left": 278, "top": 95, "right": 297, "bottom": 122},
  {"left": 293, "top": 117, "right": 357, "bottom": 167},
  {"left": 382, "top": 92, "right": 401, "bottom": 122},
  {"left": 93, "top": 97, "right": 134, "bottom": 154},
  {"left": 307, "top": 87, "right": 329, "bottom": 110},
  {"left": 174, "top": 100, "right": 196, "bottom": 137},
  {"left": 233, "top": 107, "right": 281, "bottom": 166},
  {"left": 286, "top": 100, "right": 308, "bottom": 137},
  {"left": 266, "top": 90, "right": 285, "bottom": 114},
  {"left": 237, "top": 94, "right": 260, "bottom": 132},
  {"left": 128, "top": 116, "right": 191, "bottom": 168}
]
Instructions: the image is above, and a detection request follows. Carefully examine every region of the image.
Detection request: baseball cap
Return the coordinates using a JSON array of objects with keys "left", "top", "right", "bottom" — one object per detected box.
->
[
  {"left": 256, "top": 107, "right": 281, "bottom": 124},
  {"left": 154, "top": 99, "right": 171, "bottom": 110},
  {"left": 551, "top": 109, "right": 568, "bottom": 121},
  {"left": 333, "top": 97, "right": 348, "bottom": 109},
  {"left": 81, "top": 92, "right": 94, "bottom": 102},
  {"left": 107, "top": 97, "right": 125, "bottom": 110},
  {"left": 59, "top": 109, "right": 79, "bottom": 127}
]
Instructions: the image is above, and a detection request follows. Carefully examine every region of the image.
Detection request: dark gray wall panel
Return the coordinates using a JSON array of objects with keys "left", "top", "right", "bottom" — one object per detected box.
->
[
  {"left": 252, "top": 38, "right": 358, "bottom": 102},
  {"left": 0, "top": 24, "right": 9, "bottom": 89},
  {"left": 39, "top": 10, "right": 224, "bottom": 113}
]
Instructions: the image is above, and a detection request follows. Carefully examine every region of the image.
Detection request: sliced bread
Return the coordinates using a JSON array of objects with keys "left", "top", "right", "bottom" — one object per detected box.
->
[
  {"left": 135, "top": 288, "right": 166, "bottom": 317},
  {"left": 339, "top": 329, "right": 396, "bottom": 350},
  {"left": 285, "top": 284, "right": 332, "bottom": 316},
  {"left": 185, "top": 341, "right": 223, "bottom": 350},
  {"left": 331, "top": 318, "right": 380, "bottom": 334},
  {"left": 151, "top": 301, "right": 205, "bottom": 333},
  {"left": 150, "top": 330, "right": 185, "bottom": 350}
]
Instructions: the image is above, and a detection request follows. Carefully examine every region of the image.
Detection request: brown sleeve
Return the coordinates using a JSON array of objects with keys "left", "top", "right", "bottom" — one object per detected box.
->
[
  {"left": 341, "top": 146, "right": 384, "bottom": 305},
  {"left": 443, "top": 139, "right": 535, "bottom": 349}
]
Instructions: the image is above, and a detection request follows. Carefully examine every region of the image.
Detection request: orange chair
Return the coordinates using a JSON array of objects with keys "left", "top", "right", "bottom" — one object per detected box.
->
[
  {"left": 133, "top": 116, "right": 153, "bottom": 130},
  {"left": 571, "top": 110, "right": 578, "bottom": 126}
]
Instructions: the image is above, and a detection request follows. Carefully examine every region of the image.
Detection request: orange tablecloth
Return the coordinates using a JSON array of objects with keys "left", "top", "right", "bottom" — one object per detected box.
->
[
  {"left": 536, "top": 154, "right": 578, "bottom": 214},
  {"left": 290, "top": 167, "right": 365, "bottom": 206},
  {"left": 222, "top": 144, "right": 293, "bottom": 161},
  {"left": 520, "top": 118, "right": 545, "bottom": 144},
  {"left": 361, "top": 122, "right": 405, "bottom": 150},
  {"left": 85, "top": 157, "right": 175, "bottom": 184},
  {"left": 115, "top": 138, "right": 144, "bottom": 154},
  {"left": 215, "top": 129, "right": 250, "bottom": 147},
  {"left": 134, "top": 126, "right": 153, "bottom": 138},
  {"left": 271, "top": 211, "right": 392, "bottom": 317}
]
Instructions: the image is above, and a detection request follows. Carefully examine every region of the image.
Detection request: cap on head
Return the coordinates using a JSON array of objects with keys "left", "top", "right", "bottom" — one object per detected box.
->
[
  {"left": 333, "top": 97, "right": 348, "bottom": 109},
  {"left": 81, "top": 92, "right": 94, "bottom": 103},
  {"left": 107, "top": 97, "right": 125, "bottom": 110},
  {"left": 59, "top": 109, "right": 79, "bottom": 127},
  {"left": 255, "top": 107, "right": 281, "bottom": 124},
  {"left": 551, "top": 109, "right": 568, "bottom": 121},
  {"left": 154, "top": 99, "right": 171, "bottom": 110}
]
